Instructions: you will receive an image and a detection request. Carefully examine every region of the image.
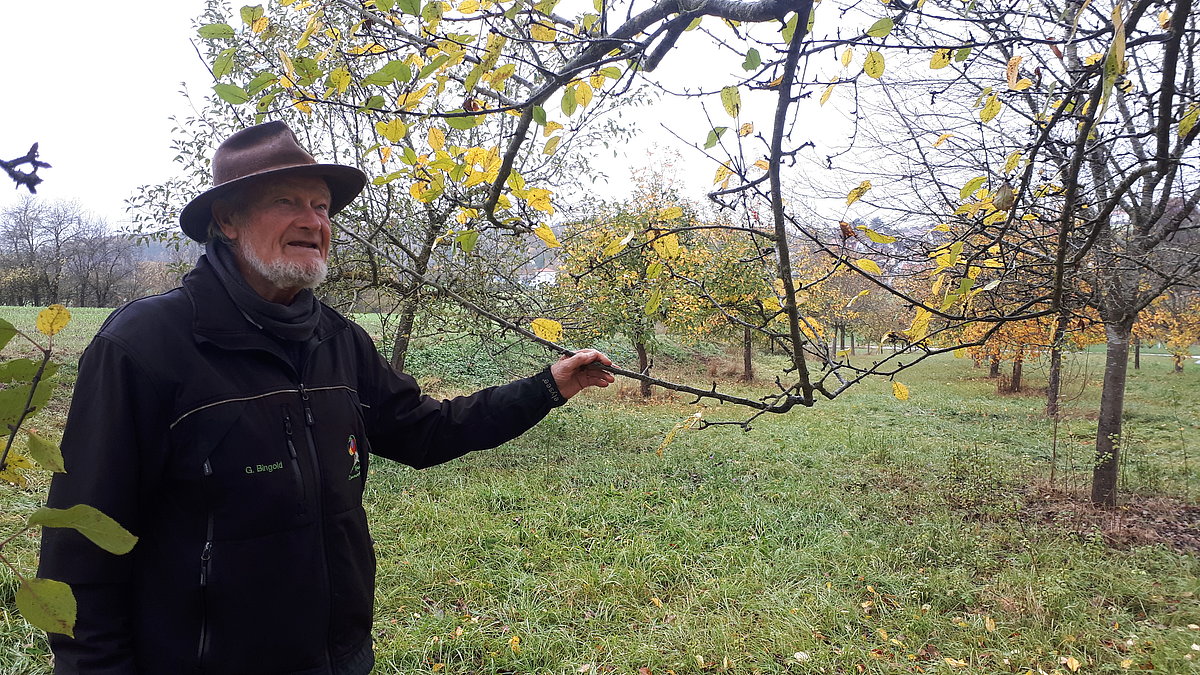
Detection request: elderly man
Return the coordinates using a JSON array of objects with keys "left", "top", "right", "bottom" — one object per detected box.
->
[{"left": 39, "top": 121, "right": 613, "bottom": 674}]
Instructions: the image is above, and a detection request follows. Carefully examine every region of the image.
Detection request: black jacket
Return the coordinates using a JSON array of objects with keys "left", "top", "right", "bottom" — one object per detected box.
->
[{"left": 39, "top": 257, "right": 565, "bottom": 674}]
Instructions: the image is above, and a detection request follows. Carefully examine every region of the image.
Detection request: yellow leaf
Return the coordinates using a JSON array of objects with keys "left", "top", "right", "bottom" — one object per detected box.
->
[
  {"left": 930, "top": 48, "right": 951, "bottom": 69},
  {"left": 1003, "top": 151, "right": 1022, "bottom": 173},
  {"left": 943, "top": 657, "right": 966, "bottom": 668},
  {"left": 985, "top": 616, "right": 996, "bottom": 632},
  {"left": 980, "top": 94, "right": 1002, "bottom": 123},
  {"left": 652, "top": 233, "right": 681, "bottom": 259},
  {"left": 543, "top": 136, "right": 562, "bottom": 155},
  {"left": 753, "top": 159, "right": 771, "bottom": 171},
  {"left": 527, "top": 189, "right": 555, "bottom": 215},
  {"left": 857, "top": 226, "right": 896, "bottom": 243},
  {"left": 530, "top": 318, "right": 563, "bottom": 342},
  {"left": 863, "top": 51, "right": 885, "bottom": 79},
  {"left": 908, "top": 307, "right": 932, "bottom": 341},
  {"left": 650, "top": 597, "right": 663, "bottom": 607},
  {"left": 855, "top": 258, "right": 882, "bottom": 275},
  {"left": 846, "top": 180, "right": 872, "bottom": 206},
  {"left": 590, "top": 73, "right": 605, "bottom": 89},
  {"left": 428, "top": 127, "right": 446, "bottom": 151},
  {"left": 933, "top": 132, "right": 954, "bottom": 147},
  {"left": 892, "top": 381, "right": 909, "bottom": 401},
  {"left": 533, "top": 223, "right": 560, "bottom": 247},
  {"left": 375, "top": 119, "right": 408, "bottom": 143},
  {"left": 575, "top": 81, "right": 594, "bottom": 108},
  {"left": 841, "top": 47, "right": 853, "bottom": 67},
  {"left": 1158, "top": 9, "right": 1171, "bottom": 28},
  {"left": 1011, "top": 78, "right": 1033, "bottom": 91},
  {"left": 543, "top": 121, "right": 564, "bottom": 137},
  {"left": 720, "top": 86, "right": 741, "bottom": 117},
  {"left": 1121, "top": 658, "right": 1133, "bottom": 669},
  {"left": 932, "top": 223, "right": 951, "bottom": 232},
  {"left": 660, "top": 206, "right": 684, "bottom": 220},
  {"left": 529, "top": 21, "right": 556, "bottom": 41},
  {"left": 37, "top": 304, "right": 71, "bottom": 337},
  {"left": 738, "top": 123, "right": 754, "bottom": 136},
  {"left": 459, "top": 0, "right": 480, "bottom": 11},
  {"left": 1084, "top": 52, "right": 1104, "bottom": 66},
  {"left": 713, "top": 164, "right": 733, "bottom": 186},
  {"left": 1065, "top": 656, "right": 1081, "bottom": 672},
  {"left": 1180, "top": 103, "right": 1200, "bottom": 138},
  {"left": 820, "top": 81, "right": 836, "bottom": 106},
  {"left": 1005, "top": 55, "right": 1022, "bottom": 89},
  {"left": 509, "top": 634, "right": 522, "bottom": 654}
]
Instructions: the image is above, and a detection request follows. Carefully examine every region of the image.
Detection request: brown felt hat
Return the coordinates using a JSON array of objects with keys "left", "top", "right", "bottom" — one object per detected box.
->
[{"left": 179, "top": 121, "right": 367, "bottom": 242}]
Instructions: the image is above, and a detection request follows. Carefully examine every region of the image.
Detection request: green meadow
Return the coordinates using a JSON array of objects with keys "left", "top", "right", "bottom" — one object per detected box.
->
[{"left": 2, "top": 306, "right": 1198, "bottom": 673}]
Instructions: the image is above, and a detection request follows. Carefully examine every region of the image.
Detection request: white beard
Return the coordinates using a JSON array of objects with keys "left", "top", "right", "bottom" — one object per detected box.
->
[{"left": 238, "top": 241, "right": 328, "bottom": 291}]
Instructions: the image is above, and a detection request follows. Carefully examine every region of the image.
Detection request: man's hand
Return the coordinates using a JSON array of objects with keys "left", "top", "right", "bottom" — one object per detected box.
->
[{"left": 550, "top": 349, "right": 615, "bottom": 400}]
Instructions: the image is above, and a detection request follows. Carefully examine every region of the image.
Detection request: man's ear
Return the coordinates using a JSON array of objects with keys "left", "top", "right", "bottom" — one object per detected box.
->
[{"left": 212, "top": 200, "right": 239, "bottom": 241}]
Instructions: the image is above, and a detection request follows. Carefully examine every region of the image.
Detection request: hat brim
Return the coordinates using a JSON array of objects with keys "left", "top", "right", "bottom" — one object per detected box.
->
[{"left": 179, "top": 163, "right": 367, "bottom": 243}]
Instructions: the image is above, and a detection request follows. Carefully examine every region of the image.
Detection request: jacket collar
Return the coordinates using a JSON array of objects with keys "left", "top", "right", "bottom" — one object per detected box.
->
[{"left": 183, "top": 255, "right": 348, "bottom": 353}]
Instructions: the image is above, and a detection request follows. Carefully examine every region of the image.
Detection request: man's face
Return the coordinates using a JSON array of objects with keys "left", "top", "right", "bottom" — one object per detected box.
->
[{"left": 216, "top": 175, "right": 333, "bottom": 300}]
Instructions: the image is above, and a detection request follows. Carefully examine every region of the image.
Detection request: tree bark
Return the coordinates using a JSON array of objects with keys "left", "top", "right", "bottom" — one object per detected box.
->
[
  {"left": 1047, "top": 315, "right": 1068, "bottom": 418},
  {"left": 1092, "top": 322, "right": 1133, "bottom": 507},
  {"left": 741, "top": 324, "right": 754, "bottom": 382},
  {"left": 989, "top": 354, "right": 1001, "bottom": 378},
  {"left": 635, "top": 340, "right": 652, "bottom": 397},
  {"left": 1133, "top": 337, "right": 1140, "bottom": 370},
  {"left": 1009, "top": 350, "right": 1023, "bottom": 393}
]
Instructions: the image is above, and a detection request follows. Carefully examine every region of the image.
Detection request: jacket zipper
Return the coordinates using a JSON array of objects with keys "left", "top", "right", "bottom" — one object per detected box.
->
[
  {"left": 197, "top": 460, "right": 215, "bottom": 667},
  {"left": 283, "top": 408, "right": 307, "bottom": 514},
  {"left": 297, "top": 382, "right": 335, "bottom": 670}
]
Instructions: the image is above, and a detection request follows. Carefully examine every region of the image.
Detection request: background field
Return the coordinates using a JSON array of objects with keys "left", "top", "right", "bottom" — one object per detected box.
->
[{"left": 1, "top": 306, "right": 1198, "bottom": 674}]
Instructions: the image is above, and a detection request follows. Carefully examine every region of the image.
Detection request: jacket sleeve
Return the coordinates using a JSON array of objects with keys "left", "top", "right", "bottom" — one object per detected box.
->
[
  {"left": 38, "top": 334, "right": 170, "bottom": 674},
  {"left": 355, "top": 329, "right": 566, "bottom": 469}
]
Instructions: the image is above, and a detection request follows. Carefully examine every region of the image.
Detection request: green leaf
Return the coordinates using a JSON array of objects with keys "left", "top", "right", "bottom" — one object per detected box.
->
[
  {"left": 742, "top": 48, "right": 761, "bottom": 71},
  {"left": 240, "top": 5, "right": 265, "bottom": 25},
  {"left": 212, "top": 48, "right": 237, "bottom": 80},
  {"left": 245, "top": 71, "right": 278, "bottom": 96},
  {"left": 954, "top": 46, "right": 972, "bottom": 62},
  {"left": 0, "top": 378, "right": 55, "bottom": 429},
  {"left": 363, "top": 60, "right": 412, "bottom": 86},
  {"left": 420, "top": 0, "right": 443, "bottom": 21},
  {"left": 418, "top": 54, "right": 450, "bottom": 79},
  {"left": 866, "top": 17, "right": 894, "bottom": 38},
  {"left": 704, "top": 127, "right": 728, "bottom": 149},
  {"left": 646, "top": 262, "right": 663, "bottom": 280},
  {"left": 456, "top": 230, "right": 480, "bottom": 252},
  {"left": 644, "top": 288, "right": 663, "bottom": 315},
  {"left": 198, "top": 23, "right": 236, "bottom": 39},
  {"left": 0, "top": 358, "right": 55, "bottom": 384},
  {"left": 26, "top": 430, "right": 65, "bottom": 473},
  {"left": 16, "top": 578, "right": 75, "bottom": 638},
  {"left": 0, "top": 318, "right": 16, "bottom": 351},
  {"left": 377, "top": 0, "right": 396, "bottom": 10},
  {"left": 360, "top": 95, "right": 387, "bottom": 112},
  {"left": 214, "top": 83, "right": 250, "bottom": 105},
  {"left": 532, "top": 106, "right": 547, "bottom": 126},
  {"left": 959, "top": 176, "right": 988, "bottom": 200},
  {"left": 720, "top": 86, "right": 741, "bottom": 118},
  {"left": 463, "top": 64, "right": 486, "bottom": 94},
  {"left": 27, "top": 505, "right": 138, "bottom": 555},
  {"left": 561, "top": 86, "right": 578, "bottom": 116},
  {"left": 446, "top": 113, "right": 481, "bottom": 130},
  {"left": 781, "top": 12, "right": 798, "bottom": 43}
]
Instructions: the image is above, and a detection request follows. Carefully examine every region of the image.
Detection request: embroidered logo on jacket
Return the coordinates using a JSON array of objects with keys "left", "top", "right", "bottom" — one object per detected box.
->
[{"left": 347, "top": 435, "right": 361, "bottom": 480}]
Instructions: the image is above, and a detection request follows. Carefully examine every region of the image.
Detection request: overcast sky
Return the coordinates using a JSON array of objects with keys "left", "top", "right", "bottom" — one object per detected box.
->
[
  {"left": 0, "top": 2, "right": 803, "bottom": 230},
  {"left": 1, "top": 1, "right": 213, "bottom": 227}
]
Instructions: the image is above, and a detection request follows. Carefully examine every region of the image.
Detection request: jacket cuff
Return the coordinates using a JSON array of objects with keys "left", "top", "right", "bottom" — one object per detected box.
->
[{"left": 533, "top": 367, "right": 567, "bottom": 408}]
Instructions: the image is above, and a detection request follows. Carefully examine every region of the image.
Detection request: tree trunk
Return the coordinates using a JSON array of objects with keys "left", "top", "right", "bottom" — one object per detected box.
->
[
  {"left": 850, "top": 331, "right": 856, "bottom": 356},
  {"left": 1009, "top": 350, "right": 1023, "bottom": 392},
  {"left": 1092, "top": 322, "right": 1133, "bottom": 507},
  {"left": 636, "top": 340, "right": 652, "bottom": 397},
  {"left": 989, "top": 354, "right": 1001, "bottom": 378},
  {"left": 741, "top": 325, "right": 754, "bottom": 382},
  {"left": 388, "top": 223, "right": 441, "bottom": 371},
  {"left": 1047, "top": 314, "right": 1068, "bottom": 417},
  {"left": 1133, "top": 337, "right": 1140, "bottom": 370}
]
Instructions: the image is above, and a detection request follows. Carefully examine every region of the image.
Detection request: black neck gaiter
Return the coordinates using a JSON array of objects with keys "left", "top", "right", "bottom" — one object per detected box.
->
[{"left": 204, "top": 238, "right": 322, "bottom": 343}]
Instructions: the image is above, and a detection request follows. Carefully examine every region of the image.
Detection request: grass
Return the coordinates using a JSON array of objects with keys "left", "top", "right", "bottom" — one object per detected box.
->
[{"left": 1, "top": 306, "right": 1199, "bottom": 673}]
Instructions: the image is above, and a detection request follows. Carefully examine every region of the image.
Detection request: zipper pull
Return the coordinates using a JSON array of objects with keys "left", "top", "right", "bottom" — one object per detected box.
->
[
  {"left": 202, "top": 459, "right": 212, "bottom": 477},
  {"left": 199, "top": 542, "right": 213, "bottom": 586}
]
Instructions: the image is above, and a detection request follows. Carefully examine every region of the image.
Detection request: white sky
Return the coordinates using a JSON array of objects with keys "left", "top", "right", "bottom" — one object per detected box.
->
[
  {"left": 0, "top": 1, "right": 826, "bottom": 229},
  {"left": 1, "top": 1, "right": 213, "bottom": 227}
]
